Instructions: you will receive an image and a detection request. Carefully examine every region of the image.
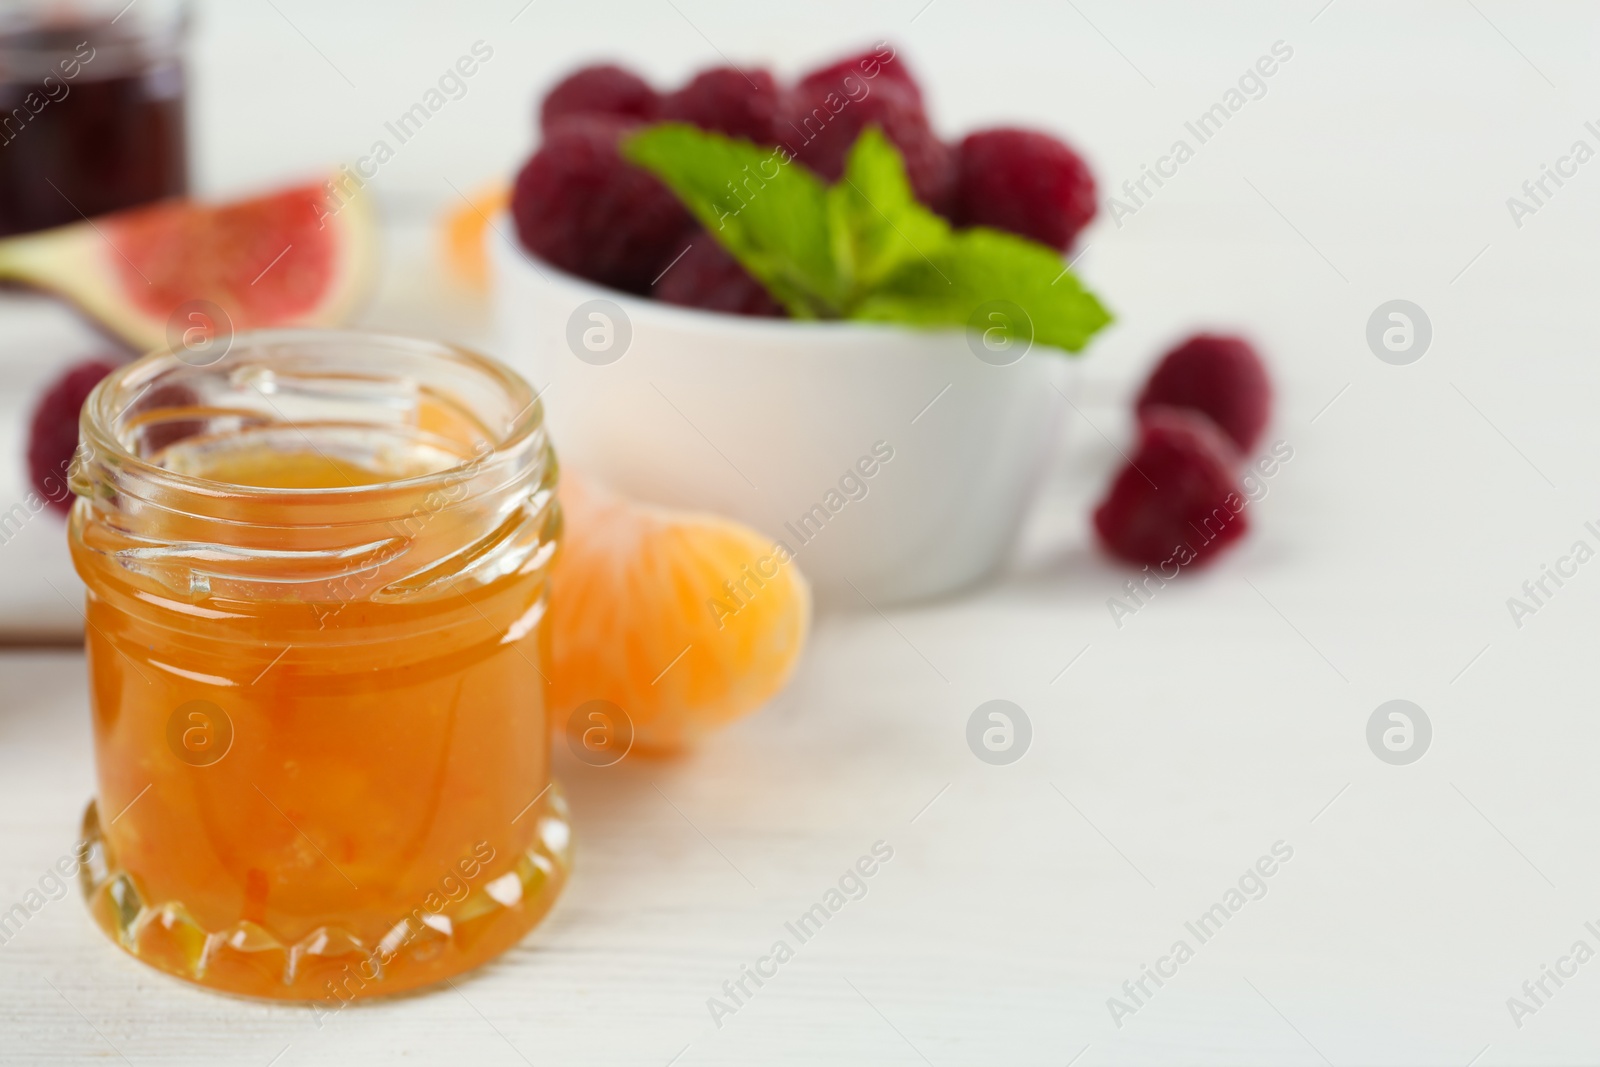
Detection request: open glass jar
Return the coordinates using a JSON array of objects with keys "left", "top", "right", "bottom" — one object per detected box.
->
[{"left": 68, "top": 330, "right": 569, "bottom": 1001}]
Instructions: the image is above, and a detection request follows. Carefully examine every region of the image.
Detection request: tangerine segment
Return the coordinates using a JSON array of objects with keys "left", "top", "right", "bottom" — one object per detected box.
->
[
  {"left": 441, "top": 179, "right": 510, "bottom": 292},
  {"left": 547, "top": 476, "right": 810, "bottom": 751}
]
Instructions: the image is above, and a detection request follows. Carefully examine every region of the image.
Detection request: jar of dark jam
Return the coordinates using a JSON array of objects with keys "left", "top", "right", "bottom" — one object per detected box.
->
[{"left": 0, "top": 0, "right": 188, "bottom": 238}]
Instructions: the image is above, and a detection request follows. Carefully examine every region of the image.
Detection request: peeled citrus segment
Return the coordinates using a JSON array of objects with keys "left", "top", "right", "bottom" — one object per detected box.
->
[
  {"left": 0, "top": 175, "right": 376, "bottom": 352},
  {"left": 548, "top": 475, "right": 811, "bottom": 752},
  {"left": 441, "top": 178, "right": 509, "bottom": 292}
]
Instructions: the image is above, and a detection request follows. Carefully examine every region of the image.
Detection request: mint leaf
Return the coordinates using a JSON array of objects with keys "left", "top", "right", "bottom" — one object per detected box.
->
[
  {"left": 827, "top": 126, "right": 952, "bottom": 296},
  {"left": 855, "top": 227, "right": 1112, "bottom": 353},
  {"left": 622, "top": 123, "right": 842, "bottom": 317},
  {"left": 624, "top": 121, "right": 1112, "bottom": 354}
]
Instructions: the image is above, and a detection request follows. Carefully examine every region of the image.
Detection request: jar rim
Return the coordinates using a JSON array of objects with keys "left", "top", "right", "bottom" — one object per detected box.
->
[
  {"left": 71, "top": 328, "right": 559, "bottom": 616},
  {"left": 0, "top": 0, "right": 189, "bottom": 78},
  {"left": 80, "top": 327, "right": 546, "bottom": 509}
]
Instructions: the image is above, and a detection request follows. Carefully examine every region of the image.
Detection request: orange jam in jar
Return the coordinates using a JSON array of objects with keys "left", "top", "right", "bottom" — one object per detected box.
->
[{"left": 68, "top": 330, "right": 569, "bottom": 1000}]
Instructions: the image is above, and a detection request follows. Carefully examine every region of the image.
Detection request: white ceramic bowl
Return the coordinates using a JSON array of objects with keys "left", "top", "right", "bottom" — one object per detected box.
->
[{"left": 490, "top": 233, "right": 1074, "bottom": 605}]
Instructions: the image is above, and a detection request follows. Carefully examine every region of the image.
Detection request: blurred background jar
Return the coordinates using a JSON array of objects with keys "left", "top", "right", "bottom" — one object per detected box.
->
[{"left": 0, "top": 0, "right": 188, "bottom": 237}]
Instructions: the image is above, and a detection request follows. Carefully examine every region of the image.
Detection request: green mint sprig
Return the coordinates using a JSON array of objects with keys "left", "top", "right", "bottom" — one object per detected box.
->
[{"left": 623, "top": 123, "right": 1112, "bottom": 353}]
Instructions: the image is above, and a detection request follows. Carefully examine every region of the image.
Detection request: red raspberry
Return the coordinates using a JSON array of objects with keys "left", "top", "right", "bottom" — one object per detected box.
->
[
  {"left": 798, "top": 45, "right": 925, "bottom": 109},
  {"left": 782, "top": 73, "right": 952, "bottom": 211},
  {"left": 512, "top": 118, "right": 698, "bottom": 294},
  {"left": 654, "top": 236, "right": 784, "bottom": 317},
  {"left": 1093, "top": 407, "right": 1248, "bottom": 568},
  {"left": 952, "top": 128, "right": 1096, "bottom": 251},
  {"left": 661, "top": 67, "right": 783, "bottom": 144},
  {"left": 1136, "top": 334, "right": 1271, "bottom": 454},
  {"left": 27, "top": 358, "right": 118, "bottom": 515},
  {"left": 540, "top": 64, "right": 659, "bottom": 132}
]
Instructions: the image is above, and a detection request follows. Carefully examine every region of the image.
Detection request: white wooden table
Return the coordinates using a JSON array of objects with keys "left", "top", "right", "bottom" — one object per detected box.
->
[{"left": 6, "top": 2, "right": 1600, "bottom": 1063}]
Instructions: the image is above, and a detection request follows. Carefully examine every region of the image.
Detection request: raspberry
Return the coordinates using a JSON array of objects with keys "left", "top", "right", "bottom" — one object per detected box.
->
[
  {"left": 512, "top": 118, "right": 698, "bottom": 294},
  {"left": 782, "top": 73, "right": 952, "bottom": 211},
  {"left": 799, "top": 45, "right": 925, "bottom": 109},
  {"left": 654, "top": 236, "right": 784, "bottom": 317},
  {"left": 27, "top": 358, "right": 117, "bottom": 515},
  {"left": 661, "top": 67, "right": 783, "bottom": 144},
  {"left": 952, "top": 128, "right": 1097, "bottom": 251},
  {"left": 1136, "top": 334, "right": 1271, "bottom": 453},
  {"left": 1093, "top": 407, "right": 1248, "bottom": 568},
  {"left": 540, "top": 64, "right": 659, "bottom": 132}
]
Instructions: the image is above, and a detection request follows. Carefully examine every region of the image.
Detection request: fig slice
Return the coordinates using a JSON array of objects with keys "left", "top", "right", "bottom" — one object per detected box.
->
[{"left": 0, "top": 175, "right": 377, "bottom": 353}]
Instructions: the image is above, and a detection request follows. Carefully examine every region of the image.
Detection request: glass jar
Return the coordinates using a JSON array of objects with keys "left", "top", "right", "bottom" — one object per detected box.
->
[
  {"left": 68, "top": 329, "right": 570, "bottom": 1001},
  {"left": 0, "top": 0, "right": 188, "bottom": 237}
]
